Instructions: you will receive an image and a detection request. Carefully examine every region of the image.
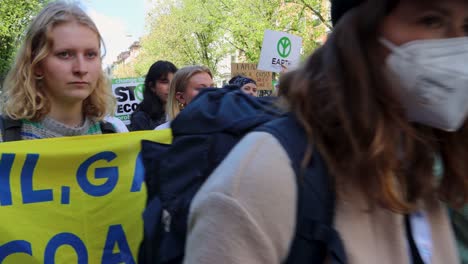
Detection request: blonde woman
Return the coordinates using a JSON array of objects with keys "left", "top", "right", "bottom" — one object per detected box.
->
[
  {"left": 0, "top": 1, "right": 126, "bottom": 141},
  {"left": 155, "top": 65, "right": 213, "bottom": 129}
]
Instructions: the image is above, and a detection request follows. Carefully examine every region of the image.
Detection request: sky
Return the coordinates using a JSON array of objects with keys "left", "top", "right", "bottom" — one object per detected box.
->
[{"left": 79, "top": 0, "right": 148, "bottom": 67}]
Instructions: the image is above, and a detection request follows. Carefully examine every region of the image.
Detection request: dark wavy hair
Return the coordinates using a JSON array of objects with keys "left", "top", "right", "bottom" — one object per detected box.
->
[
  {"left": 133, "top": 60, "right": 177, "bottom": 121},
  {"left": 282, "top": 0, "right": 467, "bottom": 212}
]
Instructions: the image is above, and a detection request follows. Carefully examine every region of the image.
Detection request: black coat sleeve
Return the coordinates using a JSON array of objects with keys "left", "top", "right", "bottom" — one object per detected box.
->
[{"left": 130, "top": 111, "right": 153, "bottom": 131}]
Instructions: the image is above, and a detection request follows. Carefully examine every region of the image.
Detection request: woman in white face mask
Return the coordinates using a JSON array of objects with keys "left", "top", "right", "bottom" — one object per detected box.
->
[{"left": 183, "top": 0, "right": 467, "bottom": 264}]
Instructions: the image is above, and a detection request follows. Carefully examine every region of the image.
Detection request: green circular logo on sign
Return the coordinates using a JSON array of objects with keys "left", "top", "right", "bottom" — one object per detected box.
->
[
  {"left": 277, "top": 37, "right": 292, "bottom": 58},
  {"left": 135, "top": 84, "right": 145, "bottom": 101}
]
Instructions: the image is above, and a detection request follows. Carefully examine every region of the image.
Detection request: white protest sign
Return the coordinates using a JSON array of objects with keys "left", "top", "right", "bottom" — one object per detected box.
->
[
  {"left": 112, "top": 77, "right": 145, "bottom": 125},
  {"left": 258, "top": 30, "right": 302, "bottom": 73}
]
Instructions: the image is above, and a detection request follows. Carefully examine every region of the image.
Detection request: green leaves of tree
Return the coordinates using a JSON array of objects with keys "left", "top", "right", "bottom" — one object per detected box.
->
[
  {"left": 132, "top": 0, "right": 230, "bottom": 77},
  {"left": 118, "top": 0, "right": 330, "bottom": 79},
  {"left": 0, "top": 0, "right": 48, "bottom": 82}
]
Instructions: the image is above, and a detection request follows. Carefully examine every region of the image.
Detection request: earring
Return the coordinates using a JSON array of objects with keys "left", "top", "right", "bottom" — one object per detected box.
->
[{"left": 178, "top": 102, "right": 186, "bottom": 110}]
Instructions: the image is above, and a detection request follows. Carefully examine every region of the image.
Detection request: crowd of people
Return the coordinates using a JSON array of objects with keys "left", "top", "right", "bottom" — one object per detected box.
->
[{"left": 1, "top": 0, "right": 467, "bottom": 263}]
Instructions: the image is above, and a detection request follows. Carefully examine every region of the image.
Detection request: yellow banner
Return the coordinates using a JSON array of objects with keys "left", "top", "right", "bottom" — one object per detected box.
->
[{"left": 0, "top": 130, "right": 171, "bottom": 264}]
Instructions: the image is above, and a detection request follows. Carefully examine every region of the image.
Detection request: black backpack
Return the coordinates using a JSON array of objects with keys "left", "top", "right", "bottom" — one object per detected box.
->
[
  {"left": 139, "top": 86, "right": 347, "bottom": 264},
  {"left": 0, "top": 116, "right": 117, "bottom": 142}
]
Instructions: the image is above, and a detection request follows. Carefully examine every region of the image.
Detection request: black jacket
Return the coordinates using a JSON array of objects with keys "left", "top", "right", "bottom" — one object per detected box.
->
[{"left": 130, "top": 110, "right": 165, "bottom": 131}]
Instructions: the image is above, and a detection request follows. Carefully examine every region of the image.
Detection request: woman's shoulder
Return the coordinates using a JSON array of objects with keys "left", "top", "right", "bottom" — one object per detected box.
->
[
  {"left": 131, "top": 110, "right": 150, "bottom": 120},
  {"left": 186, "top": 131, "right": 299, "bottom": 263},
  {"left": 193, "top": 131, "right": 297, "bottom": 218},
  {"left": 0, "top": 115, "right": 23, "bottom": 142},
  {"left": 103, "top": 116, "right": 128, "bottom": 133},
  {"left": 130, "top": 110, "right": 153, "bottom": 131},
  {"left": 154, "top": 121, "right": 170, "bottom": 130}
]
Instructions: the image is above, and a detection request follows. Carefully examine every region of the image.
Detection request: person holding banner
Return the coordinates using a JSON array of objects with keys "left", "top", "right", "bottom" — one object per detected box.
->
[
  {"left": 184, "top": 0, "right": 467, "bottom": 263},
  {"left": 0, "top": 1, "right": 125, "bottom": 141},
  {"left": 156, "top": 65, "right": 214, "bottom": 129},
  {"left": 130, "top": 60, "right": 178, "bottom": 131}
]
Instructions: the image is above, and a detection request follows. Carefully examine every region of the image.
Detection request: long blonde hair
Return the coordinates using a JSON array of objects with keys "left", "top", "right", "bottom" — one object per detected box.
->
[
  {"left": 166, "top": 65, "right": 212, "bottom": 120},
  {"left": 1, "top": 1, "right": 115, "bottom": 121}
]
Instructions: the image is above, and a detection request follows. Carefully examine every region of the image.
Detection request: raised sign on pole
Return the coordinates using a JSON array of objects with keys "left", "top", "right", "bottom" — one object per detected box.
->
[
  {"left": 231, "top": 63, "right": 273, "bottom": 90},
  {"left": 258, "top": 30, "right": 302, "bottom": 73}
]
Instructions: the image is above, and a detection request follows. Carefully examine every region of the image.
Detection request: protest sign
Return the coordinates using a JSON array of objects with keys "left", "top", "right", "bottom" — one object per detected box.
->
[
  {"left": 0, "top": 130, "right": 172, "bottom": 263},
  {"left": 258, "top": 30, "right": 302, "bottom": 73},
  {"left": 112, "top": 77, "right": 145, "bottom": 125},
  {"left": 231, "top": 63, "right": 273, "bottom": 90}
]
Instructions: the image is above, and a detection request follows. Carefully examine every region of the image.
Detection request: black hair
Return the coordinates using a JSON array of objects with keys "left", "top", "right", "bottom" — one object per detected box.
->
[
  {"left": 331, "top": 0, "right": 399, "bottom": 25},
  {"left": 228, "top": 75, "right": 243, "bottom": 85},
  {"left": 228, "top": 75, "right": 256, "bottom": 88},
  {"left": 133, "top": 60, "right": 177, "bottom": 121}
]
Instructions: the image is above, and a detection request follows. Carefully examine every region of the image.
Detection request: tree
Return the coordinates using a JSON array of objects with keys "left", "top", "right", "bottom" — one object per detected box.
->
[
  {"left": 200, "top": 0, "right": 330, "bottom": 62},
  {"left": 290, "top": 0, "right": 332, "bottom": 30},
  {"left": 112, "top": 62, "right": 138, "bottom": 78},
  {"left": 0, "top": 0, "right": 48, "bottom": 83},
  {"left": 133, "top": 0, "right": 231, "bottom": 77},
  {"left": 128, "top": 0, "right": 331, "bottom": 79}
]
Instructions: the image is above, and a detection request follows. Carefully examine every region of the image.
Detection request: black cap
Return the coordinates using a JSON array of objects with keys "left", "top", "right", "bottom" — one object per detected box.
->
[{"left": 331, "top": 0, "right": 363, "bottom": 25}]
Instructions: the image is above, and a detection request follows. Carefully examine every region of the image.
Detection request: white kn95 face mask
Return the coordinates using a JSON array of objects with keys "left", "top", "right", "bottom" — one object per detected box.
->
[{"left": 381, "top": 37, "right": 468, "bottom": 131}]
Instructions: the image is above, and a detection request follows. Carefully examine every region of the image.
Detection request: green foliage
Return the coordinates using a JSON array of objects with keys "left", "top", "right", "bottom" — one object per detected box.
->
[
  {"left": 0, "top": 0, "right": 48, "bottom": 82},
  {"left": 132, "top": 0, "right": 232, "bottom": 77},
  {"left": 113, "top": 63, "right": 138, "bottom": 78},
  {"left": 125, "top": 0, "right": 330, "bottom": 79}
]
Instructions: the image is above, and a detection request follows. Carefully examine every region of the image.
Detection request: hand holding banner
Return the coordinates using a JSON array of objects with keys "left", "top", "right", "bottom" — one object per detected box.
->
[{"left": 0, "top": 130, "right": 171, "bottom": 264}]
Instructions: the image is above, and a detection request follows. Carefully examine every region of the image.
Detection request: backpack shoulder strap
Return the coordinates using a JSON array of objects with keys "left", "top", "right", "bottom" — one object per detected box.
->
[
  {"left": 255, "top": 115, "right": 305, "bottom": 167},
  {"left": 100, "top": 121, "right": 117, "bottom": 134},
  {"left": 0, "top": 115, "right": 22, "bottom": 142},
  {"left": 255, "top": 114, "right": 347, "bottom": 264}
]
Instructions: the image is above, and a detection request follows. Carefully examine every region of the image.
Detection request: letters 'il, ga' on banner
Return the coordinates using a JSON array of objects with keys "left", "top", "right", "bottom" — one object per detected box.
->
[{"left": 0, "top": 130, "right": 172, "bottom": 264}]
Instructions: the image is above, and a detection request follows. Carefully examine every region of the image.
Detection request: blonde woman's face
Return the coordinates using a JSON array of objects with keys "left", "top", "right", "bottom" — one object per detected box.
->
[
  {"left": 35, "top": 21, "right": 101, "bottom": 106},
  {"left": 176, "top": 72, "right": 213, "bottom": 105}
]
